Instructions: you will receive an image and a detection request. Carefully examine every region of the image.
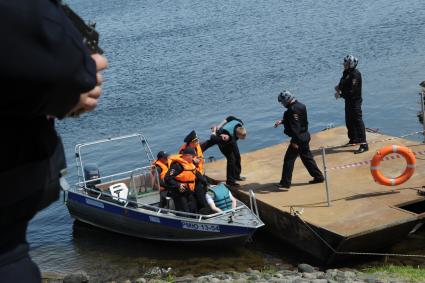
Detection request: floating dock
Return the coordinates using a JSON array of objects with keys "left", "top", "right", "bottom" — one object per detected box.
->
[{"left": 205, "top": 126, "right": 425, "bottom": 264}]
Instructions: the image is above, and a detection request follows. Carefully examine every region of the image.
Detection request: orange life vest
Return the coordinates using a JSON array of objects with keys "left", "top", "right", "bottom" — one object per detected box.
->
[
  {"left": 154, "top": 159, "right": 170, "bottom": 190},
  {"left": 169, "top": 155, "right": 196, "bottom": 191},
  {"left": 179, "top": 143, "right": 204, "bottom": 174}
]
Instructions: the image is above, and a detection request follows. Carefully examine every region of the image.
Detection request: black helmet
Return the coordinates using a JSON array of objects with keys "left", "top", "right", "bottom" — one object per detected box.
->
[
  {"left": 343, "top": 55, "right": 358, "bottom": 69},
  {"left": 278, "top": 90, "right": 294, "bottom": 106}
]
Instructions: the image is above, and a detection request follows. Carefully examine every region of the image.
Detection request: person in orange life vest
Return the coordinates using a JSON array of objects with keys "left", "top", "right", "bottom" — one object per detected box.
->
[
  {"left": 179, "top": 130, "right": 206, "bottom": 174},
  {"left": 165, "top": 148, "right": 207, "bottom": 213},
  {"left": 179, "top": 130, "right": 209, "bottom": 210},
  {"left": 152, "top": 151, "right": 170, "bottom": 208}
]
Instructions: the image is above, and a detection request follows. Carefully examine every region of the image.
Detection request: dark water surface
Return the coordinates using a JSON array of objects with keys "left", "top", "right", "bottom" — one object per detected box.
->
[{"left": 29, "top": 0, "right": 425, "bottom": 280}]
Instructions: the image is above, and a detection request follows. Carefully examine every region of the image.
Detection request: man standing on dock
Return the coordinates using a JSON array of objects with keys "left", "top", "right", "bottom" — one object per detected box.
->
[
  {"left": 204, "top": 116, "right": 247, "bottom": 187},
  {"left": 274, "top": 91, "right": 324, "bottom": 190},
  {"left": 334, "top": 55, "right": 368, "bottom": 154}
]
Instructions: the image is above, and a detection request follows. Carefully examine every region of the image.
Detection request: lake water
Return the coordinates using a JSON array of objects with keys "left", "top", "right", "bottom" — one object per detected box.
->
[{"left": 29, "top": 0, "right": 425, "bottom": 281}]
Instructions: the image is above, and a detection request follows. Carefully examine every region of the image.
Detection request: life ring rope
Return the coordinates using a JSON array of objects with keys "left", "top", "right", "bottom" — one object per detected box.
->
[{"left": 370, "top": 145, "right": 416, "bottom": 186}]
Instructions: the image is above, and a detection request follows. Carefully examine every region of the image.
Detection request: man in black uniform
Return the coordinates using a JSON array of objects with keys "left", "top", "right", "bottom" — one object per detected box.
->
[
  {"left": 204, "top": 116, "right": 247, "bottom": 186},
  {"left": 0, "top": 1, "right": 108, "bottom": 282},
  {"left": 164, "top": 148, "right": 208, "bottom": 213},
  {"left": 274, "top": 91, "right": 324, "bottom": 190},
  {"left": 335, "top": 55, "right": 368, "bottom": 154}
]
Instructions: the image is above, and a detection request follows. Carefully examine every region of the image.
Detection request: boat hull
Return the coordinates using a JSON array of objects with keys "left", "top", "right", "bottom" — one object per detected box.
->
[{"left": 66, "top": 191, "right": 257, "bottom": 243}]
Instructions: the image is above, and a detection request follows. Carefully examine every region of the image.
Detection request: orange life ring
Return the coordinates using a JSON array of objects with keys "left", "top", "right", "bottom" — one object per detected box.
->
[{"left": 370, "top": 145, "right": 416, "bottom": 186}]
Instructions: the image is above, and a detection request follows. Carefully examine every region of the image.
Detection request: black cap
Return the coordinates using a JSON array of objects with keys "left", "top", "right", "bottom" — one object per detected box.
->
[
  {"left": 183, "top": 130, "right": 199, "bottom": 143},
  {"left": 157, "top": 151, "right": 169, "bottom": 159},
  {"left": 181, "top": 147, "right": 196, "bottom": 156}
]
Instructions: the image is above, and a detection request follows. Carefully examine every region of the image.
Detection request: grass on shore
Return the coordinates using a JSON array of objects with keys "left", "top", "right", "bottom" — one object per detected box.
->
[{"left": 363, "top": 264, "right": 425, "bottom": 283}]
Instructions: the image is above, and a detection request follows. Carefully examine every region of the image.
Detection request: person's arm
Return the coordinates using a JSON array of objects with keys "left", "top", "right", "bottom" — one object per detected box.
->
[
  {"left": 206, "top": 194, "right": 222, "bottom": 213},
  {"left": 0, "top": 1, "right": 104, "bottom": 119},
  {"left": 337, "top": 70, "right": 350, "bottom": 99},
  {"left": 229, "top": 192, "right": 237, "bottom": 209},
  {"left": 206, "top": 128, "right": 229, "bottom": 146},
  {"left": 164, "top": 163, "right": 184, "bottom": 190},
  {"left": 274, "top": 119, "right": 283, "bottom": 128},
  {"left": 195, "top": 171, "right": 207, "bottom": 186}
]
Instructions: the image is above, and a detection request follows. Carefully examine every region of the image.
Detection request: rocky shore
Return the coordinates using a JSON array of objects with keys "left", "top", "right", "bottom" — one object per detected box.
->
[{"left": 42, "top": 263, "right": 407, "bottom": 283}]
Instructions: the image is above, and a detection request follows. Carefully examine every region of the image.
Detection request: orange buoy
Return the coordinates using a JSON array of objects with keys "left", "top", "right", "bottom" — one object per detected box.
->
[{"left": 370, "top": 145, "right": 416, "bottom": 186}]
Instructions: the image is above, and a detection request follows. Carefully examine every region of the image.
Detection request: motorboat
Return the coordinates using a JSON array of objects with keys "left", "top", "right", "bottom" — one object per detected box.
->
[{"left": 64, "top": 133, "right": 264, "bottom": 243}]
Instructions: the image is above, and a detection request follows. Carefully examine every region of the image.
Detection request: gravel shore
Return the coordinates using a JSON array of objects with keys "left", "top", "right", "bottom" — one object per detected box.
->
[{"left": 42, "top": 263, "right": 407, "bottom": 283}]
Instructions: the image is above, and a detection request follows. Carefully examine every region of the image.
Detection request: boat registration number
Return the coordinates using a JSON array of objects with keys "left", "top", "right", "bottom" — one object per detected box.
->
[{"left": 181, "top": 221, "right": 220, "bottom": 233}]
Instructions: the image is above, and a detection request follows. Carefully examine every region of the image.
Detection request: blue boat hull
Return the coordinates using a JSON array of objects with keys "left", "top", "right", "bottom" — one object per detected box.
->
[{"left": 66, "top": 191, "right": 257, "bottom": 243}]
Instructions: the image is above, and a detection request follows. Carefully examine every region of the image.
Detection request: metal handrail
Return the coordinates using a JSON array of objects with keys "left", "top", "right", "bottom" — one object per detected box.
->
[
  {"left": 322, "top": 147, "right": 331, "bottom": 207},
  {"left": 249, "top": 190, "right": 259, "bottom": 217},
  {"left": 74, "top": 133, "right": 153, "bottom": 187},
  {"left": 75, "top": 166, "right": 153, "bottom": 188},
  {"left": 420, "top": 90, "right": 425, "bottom": 142},
  {"left": 73, "top": 185, "right": 249, "bottom": 222}
]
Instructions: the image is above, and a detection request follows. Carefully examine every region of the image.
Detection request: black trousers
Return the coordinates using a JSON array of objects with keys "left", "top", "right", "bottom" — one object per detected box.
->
[
  {"left": 0, "top": 191, "right": 44, "bottom": 283},
  {"left": 0, "top": 243, "right": 40, "bottom": 283},
  {"left": 280, "top": 139, "right": 323, "bottom": 186},
  {"left": 218, "top": 142, "right": 241, "bottom": 182},
  {"left": 171, "top": 190, "right": 197, "bottom": 213},
  {"left": 345, "top": 99, "right": 366, "bottom": 143},
  {"left": 194, "top": 182, "right": 208, "bottom": 211}
]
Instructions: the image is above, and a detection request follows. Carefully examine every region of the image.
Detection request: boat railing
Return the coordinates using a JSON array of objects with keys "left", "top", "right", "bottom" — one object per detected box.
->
[
  {"left": 74, "top": 133, "right": 155, "bottom": 189},
  {"left": 249, "top": 189, "right": 260, "bottom": 217},
  {"left": 74, "top": 183, "right": 250, "bottom": 222},
  {"left": 75, "top": 166, "right": 153, "bottom": 189}
]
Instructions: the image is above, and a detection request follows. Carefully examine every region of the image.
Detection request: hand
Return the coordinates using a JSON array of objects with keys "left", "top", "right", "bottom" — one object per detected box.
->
[
  {"left": 334, "top": 92, "right": 341, "bottom": 99},
  {"left": 274, "top": 120, "right": 282, "bottom": 128},
  {"left": 220, "top": 134, "right": 230, "bottom": 141},
  {"left": 334, "top": 85, "right": 340, "bottom": 92},
  {"left": 193, "top": 156, "right": 200, "bottom": 164},
  {"left": 67, "top": 54, "right": 108, "bottom": 117},
  {"left": 179, "top": 184, "right": 186, "bottom": 193},
  {"left": 291, "top": 142, "right": 299, "bottom": 149}
]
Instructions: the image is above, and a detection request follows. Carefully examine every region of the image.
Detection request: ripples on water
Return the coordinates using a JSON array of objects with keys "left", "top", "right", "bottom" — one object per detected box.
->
[{"left": 29, "top": 0, "right": 425, "bottom": 279}]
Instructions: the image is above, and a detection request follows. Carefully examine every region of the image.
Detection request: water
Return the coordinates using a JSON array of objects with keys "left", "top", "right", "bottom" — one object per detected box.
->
[{"left": 28, "top": 0, "right": 425, "bottom": 280}]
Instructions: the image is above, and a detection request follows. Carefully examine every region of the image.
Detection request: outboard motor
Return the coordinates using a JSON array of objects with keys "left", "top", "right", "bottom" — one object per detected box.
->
[{"left": 84, "top": 163, "right": 101, "bottom": 191}]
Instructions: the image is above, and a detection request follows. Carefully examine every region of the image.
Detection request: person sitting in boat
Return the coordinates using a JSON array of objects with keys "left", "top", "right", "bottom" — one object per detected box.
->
[
  {"left": 179, "top": 130, "right": 209, "bottom": 210},
  {"left": 152, "top": 151, "right": 170, "bottom": 208},
  {"left": 165, "top": 148, "right": 207, "bottom": 213},
  {"left": 205, "top": 183, "right": 237, "bottom": 213}
]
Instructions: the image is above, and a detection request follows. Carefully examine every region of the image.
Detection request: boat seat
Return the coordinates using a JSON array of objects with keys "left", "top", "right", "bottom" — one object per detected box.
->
[
  {"left": 109, "top": 183, "right": 129, "bottom": 203},
  {"left": 130, "top": 173, "right": 155, "bottom": 194}
]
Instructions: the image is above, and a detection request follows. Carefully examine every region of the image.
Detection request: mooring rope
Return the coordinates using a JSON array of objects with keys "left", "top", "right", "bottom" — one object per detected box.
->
[{"left": 292, "top": 210, "right": 425, "bottom": 258}]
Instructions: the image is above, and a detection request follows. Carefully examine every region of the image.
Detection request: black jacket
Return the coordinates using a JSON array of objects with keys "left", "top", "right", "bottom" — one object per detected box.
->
[
  {"left": 164, "top": 162, "right": 206, "bottom": 192},
  {"left": 282, "top": 101, "right": 310, "bottom": 144},
  {"left": 0, "top": 0, "right": 96, "bottom": 207},
  {"left": 338, "top": 68, "right": 362, "bottom": 101},
  {"left": 209, "top": 116, "right": 243, "bottom": 145}
]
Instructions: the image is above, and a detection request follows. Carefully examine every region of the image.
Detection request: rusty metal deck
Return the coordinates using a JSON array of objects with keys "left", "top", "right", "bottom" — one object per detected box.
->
[{"left": 205, "top": 126, "right": 425, "bottom": 262}]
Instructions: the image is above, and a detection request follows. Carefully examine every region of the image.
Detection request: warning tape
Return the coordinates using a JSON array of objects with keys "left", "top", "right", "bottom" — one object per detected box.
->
[{"left": 327, "top": 149, "right": 425, "bottom": 171}]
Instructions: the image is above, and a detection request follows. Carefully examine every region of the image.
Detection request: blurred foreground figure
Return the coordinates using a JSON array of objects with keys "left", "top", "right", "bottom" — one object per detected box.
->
[{"left": 0, "top": 1, "right": 107, "bottom": 281}]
